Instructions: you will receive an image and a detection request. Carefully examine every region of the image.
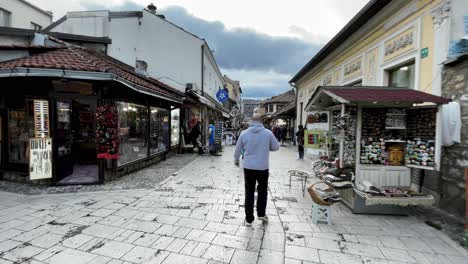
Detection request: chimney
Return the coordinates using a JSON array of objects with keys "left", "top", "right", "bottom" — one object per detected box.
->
[
  {"left": 147, "top": 3, "right": 157, "bottom": 14},
  {"left": 135, "top": 60, "right": 148, "bottom": 76}
]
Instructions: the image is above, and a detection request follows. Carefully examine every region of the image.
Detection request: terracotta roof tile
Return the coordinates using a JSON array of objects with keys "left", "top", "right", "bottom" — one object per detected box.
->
[
  {"left": 0, "top": 44, "right": 182, "bottom": 101},
  {"left": 325, "top": 87, "right": 450, "bottom": 104}
]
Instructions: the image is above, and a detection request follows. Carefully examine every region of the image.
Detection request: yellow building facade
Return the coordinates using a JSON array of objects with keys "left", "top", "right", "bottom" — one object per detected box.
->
[{"left": 292, "top": 0, "right": 453, "bottom": 126}]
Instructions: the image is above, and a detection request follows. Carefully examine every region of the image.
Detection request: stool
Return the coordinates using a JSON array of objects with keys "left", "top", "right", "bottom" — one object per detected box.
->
[{"left": 311, "top": 202, "right": 331, "bottom": 225}]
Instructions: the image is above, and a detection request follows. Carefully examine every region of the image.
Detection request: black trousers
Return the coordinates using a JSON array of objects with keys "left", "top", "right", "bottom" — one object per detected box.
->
[
  {"left": 298, "top": 145, "right": 304, "bottom": 159},
  {"left": 244, "top": 168, "right": 269, "bottom": 223}
]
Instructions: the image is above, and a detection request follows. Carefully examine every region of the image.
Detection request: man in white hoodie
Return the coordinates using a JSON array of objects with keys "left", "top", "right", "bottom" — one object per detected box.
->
[{"left": 234, "top": 115, "right": 280, "bottom": 226}]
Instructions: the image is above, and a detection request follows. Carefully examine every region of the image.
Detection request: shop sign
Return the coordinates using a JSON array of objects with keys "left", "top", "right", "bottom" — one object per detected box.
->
[
  {"left": 421, "top": 47, "right": 429, "bottom": 59},
  {"left": 384, "top": 27, "right": 415, "bottom": 62},
  {"left": 29, "top": 138, "right": 52, "bottom": 180},
  {"left": 34, "top": 100, "right": 50, "bottom": 138},
  {"left": 343, "top": 57, "right": 362, "bottom": 81},
  {"left": 216, "top": 89, "right": 229, "bottom": 103}
]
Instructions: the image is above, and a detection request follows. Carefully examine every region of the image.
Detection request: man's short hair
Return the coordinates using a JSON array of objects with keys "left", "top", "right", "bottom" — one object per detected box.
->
[{"left": 252, "top": 114, "right": 262, "bottom": 123}]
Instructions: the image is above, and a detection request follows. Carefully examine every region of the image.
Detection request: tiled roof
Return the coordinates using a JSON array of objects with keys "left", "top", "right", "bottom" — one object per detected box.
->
[
  {"left": 0, "top": 42, "right": 183, "bottom": 101},
  {"left": 263, "top": 90, "right": 295, "bottom": 104},
  {"left": 324, "top": 87, "right": 450, "bottom": 104}
]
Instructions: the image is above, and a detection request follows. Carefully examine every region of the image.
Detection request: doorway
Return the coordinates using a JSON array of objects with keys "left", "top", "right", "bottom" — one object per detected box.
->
[{"left": 55, "top": 98, "right": 99, "bottom": 184}]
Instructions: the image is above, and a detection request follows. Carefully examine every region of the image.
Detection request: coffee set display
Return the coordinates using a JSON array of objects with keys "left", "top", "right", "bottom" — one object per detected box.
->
[{"left": 359, "top": 108, "right": 435, "bottom": 168}]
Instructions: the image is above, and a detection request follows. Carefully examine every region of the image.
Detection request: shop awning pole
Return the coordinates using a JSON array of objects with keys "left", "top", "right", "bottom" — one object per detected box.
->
[
  {"left": 465, "top": 167, "right": 468, "bottom": 248},
  {"left": 339, "top": 103, "right": 345, "bottom": 168}
]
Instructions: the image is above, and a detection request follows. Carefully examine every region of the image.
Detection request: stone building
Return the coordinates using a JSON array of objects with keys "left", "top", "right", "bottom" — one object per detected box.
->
[{"left": 434, "top": 53, "right": 467, "bottom": 217}]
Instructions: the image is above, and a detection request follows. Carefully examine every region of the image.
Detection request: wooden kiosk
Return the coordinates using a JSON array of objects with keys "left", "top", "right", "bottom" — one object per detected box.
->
[{"left": 305, "top": 86, "right": 450, "bottom": 214}]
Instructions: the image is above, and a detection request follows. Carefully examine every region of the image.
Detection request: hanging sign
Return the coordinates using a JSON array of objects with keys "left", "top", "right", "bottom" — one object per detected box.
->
[
  {"left": 29, "top": 138, "right": 52, "bottom": 180},
  {"left": 34, "top": 100, "right": 50, "bottom": 138},
  {"left": 216, "top": 89, "right": 229, "bottom": 103},
  {"left": 421, "top": 47, "right": 429, "bottom": 59}
]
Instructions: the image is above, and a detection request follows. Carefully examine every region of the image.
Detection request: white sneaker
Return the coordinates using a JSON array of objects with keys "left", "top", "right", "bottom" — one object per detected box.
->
[
  {"left": 245, "top": 220, "right": 253, "bottom": 227},
  {"left": 258, "top": 216, "right": 269, "bottom": 222}
]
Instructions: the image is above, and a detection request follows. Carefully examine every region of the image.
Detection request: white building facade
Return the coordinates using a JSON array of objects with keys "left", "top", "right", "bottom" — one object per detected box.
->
[
  {"left": 0, "top": 0, "right": 52, "bottom": 30},
  {"left": 47, "top": 9, "right": 225, "bottom": 105}
]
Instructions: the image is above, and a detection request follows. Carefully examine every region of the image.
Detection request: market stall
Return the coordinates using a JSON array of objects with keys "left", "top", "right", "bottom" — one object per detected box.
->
[{"left": 305, "top": 86, "right": 450, "bottom": 214}]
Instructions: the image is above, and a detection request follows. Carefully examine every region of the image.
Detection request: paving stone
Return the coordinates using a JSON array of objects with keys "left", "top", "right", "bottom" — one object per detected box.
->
[
  {"left": 162, "top": 253, "right": 207, "bottom": 264},
  {"left": 133, "top": 234, "right": 161, "bottom": 247},
  {"left": 171, "top": 227, "right": 192, "bottom": 239},
  {"left": 211, "top": 234, "right": 249, "bottom": 250},
  {"left": 82, "top": 224, "right": 121, "bottom": 239},
  {"left": 165, "top": 238, "right": 188, "bottom": 253},
  {"left": 125, "top": 220, "right": 162, "bottom": 233},
  {"left": 0, "top": 240, "right": 22, "bottom": 252},
  {"left": 202, "top": 244, "right": 235, "bottom": 263},
  {"left": 175, "top": 218, "right": 208, "bottom": 230},
  {"left": 180, "top": 240, "right": 198, "bottom": 255},
  {"left": 154, "top": 225, "right": 179, "bottom": 236},
  {"left": 285, "top": 245, "right": 319, "bottom": 263},
  {"left": 29, "top": 233, "right": 63, "bottom": 249},
  {"left": 1, "top": 245, "right": 44, "bottom": 262},
  {"left": 204, "top": 222, "right": 239, "bottom": 235},
  {"left": 154, "top": 215, "right": 181, "bottom": 225},
  {"left": 185, "top": 229, "right": 217, "bottom": 243},
  {"left": 0, "top": 229, "right": 23, "bottom": 243},
  {"left": 258, "top": 249, "right": 284, "bottom": 264},
  {"left": 121, "top": 246, "right": 158, "bottom": 263},
  {"left": 304, "top": 237, "right": 341, "bottom": 252},
  {"left": 247, "top": 238, "right": 262, "bottom": 252},
  {"left": 152, "top": 236, "right": 175, "bottom": 250},
  {"left": 230, "top": 249, "right": 258, "bottom": 264},
  {"left": 90, "top": 209, "right": 116, "bottom": 218},
  {"left": 91, "top": 241, "right": 134, "bottom": 259},
  {"left": 191, "top": 242, "right": 211, "bottom": 257},
  {"left": 379, "top": 247, "right": 416, "bottom": 263},
  {"left": 34, "top": 245, "right": 66, "bottom": 261},
  {"left": 261, "top": 233, "right": 285, "bottom": 252},
  {"left": 341, "top": 241, "right": 385, "bottom": 259},
  {"left": 318, "top": 250, "right": 363, "bottom": 264},
  {"left": 44, "top": 248, "right": 97, "bottom": 264}
]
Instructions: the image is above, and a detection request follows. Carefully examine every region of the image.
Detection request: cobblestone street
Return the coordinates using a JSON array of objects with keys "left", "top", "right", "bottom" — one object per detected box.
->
[{"left": 0, "top": 146, "right": 467, "bottom": 264}]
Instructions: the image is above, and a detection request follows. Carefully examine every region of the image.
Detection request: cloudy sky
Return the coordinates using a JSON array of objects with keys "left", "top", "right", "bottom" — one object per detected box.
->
[{"left": 30, "top": 0, "right": 368, "bottom": 99}]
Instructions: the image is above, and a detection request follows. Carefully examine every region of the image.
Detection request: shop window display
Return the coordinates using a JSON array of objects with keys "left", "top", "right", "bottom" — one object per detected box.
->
[
  {"left": 150, "top": 107, "right": 169, "bottom": 154},
  {"left": 117, "top": 102, "right": 148, "bottom": 165},
  {"left": 8, "top": 100, "right": 35, "bottom": 164}
]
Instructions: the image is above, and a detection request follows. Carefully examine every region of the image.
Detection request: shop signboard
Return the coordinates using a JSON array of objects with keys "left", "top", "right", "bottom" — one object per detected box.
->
[
  {"left": 29, "top": 138, "right": 52, "bottom": 180},
  {"left": 34, "top": 100, "right": 50, "bottom": 138}
]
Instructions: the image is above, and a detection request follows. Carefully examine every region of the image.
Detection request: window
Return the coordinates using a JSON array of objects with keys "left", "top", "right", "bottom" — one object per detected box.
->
[
  {"left": 277, "top": 104, "right": 285, "bottom": 110},
  {"left": 388, "top": 63, "right": 415, "bottom": 89},
  {"left": 117, "top": 102, "right": 148, "bottom": 165},
  {"left": 31, "top": 22, "right": 42, "bottom": 31},
  {"left": 0, "top": 8, "right": 11, "bottom": 27},
  {"left": 8, "top": 100, "right": 35, "bottom": 164},
  {"left": 349, "top": 80, "right": 362, "bottom": 86},
  {"left": 268, "top": 105, "right": 274, "bottom": 113},
  {"left": 150, "top": 107, "right": 169, "bottom": 154}
]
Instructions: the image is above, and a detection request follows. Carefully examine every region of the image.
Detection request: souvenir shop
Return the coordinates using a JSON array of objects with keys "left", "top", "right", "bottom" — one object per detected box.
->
[
  {"left": 0, "top": 77, "right": 182, "bottom": 185},
  {"left": 305, "top": 86, "right": 450, "bottom": 214}
]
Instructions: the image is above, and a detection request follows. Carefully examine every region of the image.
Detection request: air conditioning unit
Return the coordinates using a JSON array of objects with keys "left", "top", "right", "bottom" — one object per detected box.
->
[{"left": 186, "top": 83, "right": 199, "bottom": 92}]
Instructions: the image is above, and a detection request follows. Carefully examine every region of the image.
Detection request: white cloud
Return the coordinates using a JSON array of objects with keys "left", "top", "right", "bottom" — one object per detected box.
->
[{"left": 29, "top": 0, "right": 368, "bottom": 45}]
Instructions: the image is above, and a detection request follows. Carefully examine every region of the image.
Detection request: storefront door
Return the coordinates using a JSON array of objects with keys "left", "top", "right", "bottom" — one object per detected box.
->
[{"left": 55, "top": 98, "right": 99, "bottom": 184}]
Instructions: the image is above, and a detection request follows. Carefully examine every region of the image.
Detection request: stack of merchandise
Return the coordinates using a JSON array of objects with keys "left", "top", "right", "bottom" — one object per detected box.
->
[
  {"left": 314, "top": 187, "right": 341, "bottom": 203},
  {"left": 322, "top": 167, "right": 354, "bottom": 189},
  {"left": 405, "top": 139, "right": 435, "bottom": 167}
]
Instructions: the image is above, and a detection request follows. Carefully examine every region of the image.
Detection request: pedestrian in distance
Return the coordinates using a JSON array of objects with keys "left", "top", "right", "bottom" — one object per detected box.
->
[
  {"left": 296, "top": 125, "right": 305, "bottom": 159},
  {"left": 234, "top": 114, "right": 280, "bottom": 226},
  {"left": 208, "top": 120, "right": 216, "bottom": 155}
]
